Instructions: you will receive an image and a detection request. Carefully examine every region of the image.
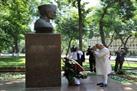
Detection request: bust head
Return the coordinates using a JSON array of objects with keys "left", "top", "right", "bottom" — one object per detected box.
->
[
  {"left": 38, "top": 4, "right": 56, "bottom": 19},
  {"left": 34, "top": 4, "right": 57, "bottom": 33}
]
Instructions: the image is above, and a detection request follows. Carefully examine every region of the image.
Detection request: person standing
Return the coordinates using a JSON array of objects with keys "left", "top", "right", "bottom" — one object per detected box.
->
[
  {"left": 81, "top": 50, "right": 85, "bottom": 66},
  {"left": 68, "top": 47, "right": 78, "bottom": 61},
  {"left": 94, "top": 44, "right": 112, "bottom": 87},
  {"left": 70, "top": 45, "right": 76, "bottom": 52},
  {"left": 77, "top": 49, "right": 85, "bottom": 66},
  {"left": 67, "top": 47, "right": 82, "bottom": 85},
  {"left": 114, "top": 48, "right": 126, "bottom": 73},
  {"left": 86, "top": 46, "right": 96, "bottom": 72}
]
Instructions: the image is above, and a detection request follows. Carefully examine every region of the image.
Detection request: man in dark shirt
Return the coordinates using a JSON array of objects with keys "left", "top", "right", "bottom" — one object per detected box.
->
[
  {"left": 86, "top": 46, "right": 96, "bottom": 72},
  {"left": 114, "top": 48, "right": 126, "bottom": 73}
]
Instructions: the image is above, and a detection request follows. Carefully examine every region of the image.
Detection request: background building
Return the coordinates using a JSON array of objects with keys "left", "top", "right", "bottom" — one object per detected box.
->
[{"left": 88, "top": 37, "right": 137, "bottom": 56}]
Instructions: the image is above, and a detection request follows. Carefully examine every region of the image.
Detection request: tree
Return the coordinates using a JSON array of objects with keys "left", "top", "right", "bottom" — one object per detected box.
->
[
  {"left": 113, "top": 19, "right": 137, "bottom": 50},
  {"left": 77, "top": 0, "right": 83, "bottom": 50},
  {"left": 0, "top": 0, "right": 37, "bottom": 54},
  {"left": 56, "top": 0, "right": 93, "bottom": 52},
  {"left": 92, "top": 0, "right": 135, "bottom": 47},
  {"left": 56, "top": 9, "right": 79, "bottom": 55}
]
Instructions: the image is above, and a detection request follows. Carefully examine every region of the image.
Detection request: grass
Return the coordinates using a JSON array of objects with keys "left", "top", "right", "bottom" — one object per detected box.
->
[
  {"left": 110, "top": 71, "right": 137, "bottom": 83},
  {"left": 0, "top": 57, "right": 25, "bottom": 68},
  {"left": 82, "top": 60, "right": 137, "bottom": 71},
  {"left": 110, "top": 60, "right": 137, "bottom": 70},
  {"left": 0, "top": 57, "right": 136, "bottom": 70}
]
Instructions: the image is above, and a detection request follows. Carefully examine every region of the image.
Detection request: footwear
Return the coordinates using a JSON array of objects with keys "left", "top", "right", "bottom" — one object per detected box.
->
[
  {"left": 96, "top": 82, "right": 103, "bottom": 86},
  {"left": 100, "top": 84, "right": 107, "bottom": 87},
  {"left": 74, "top": 78, "right": 80, "bottom": 85}
]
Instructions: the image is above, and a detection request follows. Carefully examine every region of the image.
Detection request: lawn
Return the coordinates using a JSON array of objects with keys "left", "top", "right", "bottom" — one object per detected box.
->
[
  {"left": 110, "top": 60, "right": 137, "bottom": 70},
  {"left": 0, "top": 57, "right": 25, "bottom": 68},
  {"left": 82, "top": 60, "right": 137, "bottom": 71},
  {"left": 0, "top": 57, "right": 136, "bottom": 70}
]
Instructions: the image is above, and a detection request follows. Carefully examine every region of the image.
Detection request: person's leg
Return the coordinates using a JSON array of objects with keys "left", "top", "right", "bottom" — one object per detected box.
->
[
  {"left": 89, "top": 60, "right": 93, "bottom": 72},
  {"left": 103, "top": 74, "right": 108, "bottom": 85},
  {"left": 114, "top": 60, "right": 119, "bottom": 72},
  {"left": 96, "top": 75, "right": 104, "bottom": 85},
  {"left": 78, "top": 60, "right": 82, "bottom": 66},
  {"left": 76, "top": 60, "right": 82, "bottom": 66},
  {"left": 93, "top": 60, "right": 96, "bottom": 72},
  {"left": 100, "top": 74, "right": 108, "bottom": 87},
  {"left": 80, "top": 60, "right": 83, "bottom": 66},
  {"left": 74, "top": 77, "right": 80, "bottom": 85},
  {"left": 119, "top": 61, "right": 124, "bottom": 71}
]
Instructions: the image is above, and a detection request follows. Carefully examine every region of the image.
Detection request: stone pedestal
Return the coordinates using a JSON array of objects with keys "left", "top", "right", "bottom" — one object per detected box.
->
[{"left": 25, "top": 33, "right": 61, "bottom": 88}]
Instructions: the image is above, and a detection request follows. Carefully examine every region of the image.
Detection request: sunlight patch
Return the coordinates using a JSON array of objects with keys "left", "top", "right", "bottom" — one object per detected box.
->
[{"left": 124, "top": 86, "right": 133, "bottom": 90}]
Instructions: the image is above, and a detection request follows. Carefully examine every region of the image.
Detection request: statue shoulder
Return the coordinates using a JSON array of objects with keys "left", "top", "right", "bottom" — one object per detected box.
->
[{"left": 35, "top": 18, "right": 53, "bottom": 28}]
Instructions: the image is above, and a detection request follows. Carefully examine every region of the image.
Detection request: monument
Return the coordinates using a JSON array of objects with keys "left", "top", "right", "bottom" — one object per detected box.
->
[
  {"left": 25, "top": 4, "right": 61, "bottom": 87},
  {"left": 34, "top": 4, "right": 56, "bottom": 33}
]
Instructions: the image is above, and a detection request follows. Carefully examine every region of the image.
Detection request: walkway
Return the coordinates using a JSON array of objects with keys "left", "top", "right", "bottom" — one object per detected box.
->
[{"left": 0, "top": 75, "right": 137, "bottom": 91}]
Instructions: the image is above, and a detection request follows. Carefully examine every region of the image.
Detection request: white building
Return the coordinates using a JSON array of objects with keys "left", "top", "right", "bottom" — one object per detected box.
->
[{"left": 88, "top": 37, "right": 137, "bottom": 55}]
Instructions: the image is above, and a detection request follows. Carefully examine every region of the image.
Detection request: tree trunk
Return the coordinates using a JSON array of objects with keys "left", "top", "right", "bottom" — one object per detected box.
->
[
  {"left": 14, "top": 40, "right": 19, "bottom": 53},
  {"left": 0, "top": 50, "right": 1, "bottom": 57},
  {"left": 99, "top": 20, "right": 106, "bottom": 46},
  {"left": 77, "top": 0, "right": 83, "bottom": 50},
  {"left": 12, "top": 45, "right": 15, "bottom": 56},
  {"left": 108, "top": 32, "right": 115, "bottom": 47},
  {"left": 114, "top": 29, "right": 125, "bottom": 47},
  {"left": 123, "top": 35, "right": 132, "bottom": 52},
  {"left": 99, "top": 6, "right": 109, "bottom": 47},
  {"left": 66, "top": 38, "right": 73, "bottom": 56},
  {"left": 114, "top": 29, "right": 132, "bottom": 51},
  {"left": 13, "top": 37, "right": 19, "bottom": 56}
]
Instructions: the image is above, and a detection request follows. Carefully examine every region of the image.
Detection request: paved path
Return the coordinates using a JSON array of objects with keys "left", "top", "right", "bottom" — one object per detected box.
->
[{"left": 0, "top": 75, "right": 137, "bottom": 91}]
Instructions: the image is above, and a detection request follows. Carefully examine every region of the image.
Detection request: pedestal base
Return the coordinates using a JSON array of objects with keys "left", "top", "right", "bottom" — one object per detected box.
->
[{"left": 25, "top": 33, "right": 61, "bottom": 87}]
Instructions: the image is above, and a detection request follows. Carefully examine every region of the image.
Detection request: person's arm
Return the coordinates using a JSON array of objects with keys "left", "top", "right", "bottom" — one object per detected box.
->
[
  {"left": 68, "top": 52, "right": 72, "bottom": 59},
  {"left": 78, "top": 50, "right": 83, "bottom": 55},
  {"left": 95, "top": 49, "right": 108, "bottom": 58}
]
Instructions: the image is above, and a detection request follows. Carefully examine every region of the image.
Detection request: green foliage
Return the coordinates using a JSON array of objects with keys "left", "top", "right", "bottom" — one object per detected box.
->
[
  {"left": 0, "top": 0, "right": 38, "bottom": 53},
  {"left": 56, "top": 0, "right": 95, "bottom": 52},
  {"left": 100, "top": 0, "right": 135, "bottom": 20},
  {"left": 118, "top": 0, "right": 135, "bottom": 20},
  {"left": 56, "top": 14, "right": 79, "bottom": 39},
  {"left": 91, "top": 0, "right": 136, "bottom": 47},
  {"left": 0, "top": 0, "right": 137, "bottom": 52}
]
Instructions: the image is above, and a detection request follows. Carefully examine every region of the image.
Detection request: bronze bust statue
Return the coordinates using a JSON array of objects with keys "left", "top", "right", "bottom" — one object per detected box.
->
[{"left": 34, "top": 4, "right": 57, "bottom": 33}]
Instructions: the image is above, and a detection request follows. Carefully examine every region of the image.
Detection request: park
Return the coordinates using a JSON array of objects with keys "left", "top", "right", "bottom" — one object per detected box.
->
[{"left": 0, "top": 0, "right": 137, "bottom": 91}]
